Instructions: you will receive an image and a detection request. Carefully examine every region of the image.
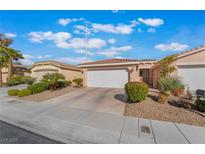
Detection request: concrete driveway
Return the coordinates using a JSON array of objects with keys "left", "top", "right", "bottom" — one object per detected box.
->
[
  {"left": 1, "top": 85, "right": 205, "bottom": 143},
  {"left": 1, "top": 86, "right": 126, "bottom": 115},
  {"left": 47, "top": 87, "right": 126, "bottom": 115}
]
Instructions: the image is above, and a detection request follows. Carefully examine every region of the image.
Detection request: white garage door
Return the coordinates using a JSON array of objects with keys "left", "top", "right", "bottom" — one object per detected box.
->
[
  {"left": 87, "top": 69, "right": 128, "bottom": 88},
  {"left": 178, "top": 65, "right": 205, "bottom": 91}
]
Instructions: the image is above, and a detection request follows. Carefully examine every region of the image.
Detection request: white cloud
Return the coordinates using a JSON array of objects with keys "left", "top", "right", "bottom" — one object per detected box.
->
[
  {"left": 23, "top": 54, "right": 34, "bottom": 59},
  {"left": 75, "top": 25, "right": 86, "bottom": 31},
  {"left": 97, "top": 45, "right": 133, "bottom": 57},
  {"left": 68, "top": 38, "right": 106, "bottom": 49},
  {"left": 23, "top": 54, "right": 52, "bottom": 59},
  {"left": 108, "top": 38, "right": 116, "bottom": 44},
  {"left": 58, "top": 18, "right": 71, "bottom": 26},
  {"left": 53, "top": 32, "right": 72, "bottom": 48},
  {"left": 147, "top": 28, "right": 156, "bottom": 33},
  {"left": 130, "top": 20, "right": 140, "bottom": 26},
  {"left": 19, "top": 59, "right": 34, "bottom": 66},
  {"left": 74, "top": 25, "right": 92, "bottom": 35},
  {"left": 29, "top": 31, "right": 106, "bottom": 50},
  {"left": 88, "top": 38, "right": 106, "bottom": 48},
  {"left": 116, "top": 24, "right": 134, "bottom": 34},
  {"left": 110, "top": 46, "right": 133, "bottom": 51},
  {"left": 154, "top": 42, "right": 189, "bottom": 51},
  {"left": 58, "top": 18, "right": 84, "bottom": 26},
  {"left": 5, "top": 33, "right": 17, "bottom": 38},
  {"left": 73, "top": 30, "right": 81, "bottom": 34},
  {"left": 75, "top": 49, "right": 94, "bottom": 56},
  {"left": 138, "top": 28, "right": 143, "bottom": 33},
  {"left": 92, "top": 23, "right": 117, "bottom": 33},
  {"left": 20, "top": 54, "right": 52, "bottom": 66},
  {"left": 55, "top": 56, "right": 93, "bottom": 64},
  {"left": 138, "top": 18, "right": 164, "bottom": 27},
  {"left": 98, "top": 51, "right": 118, "bottom": 57},
  {"left": 115, "top": 56, "right": 125, "bottom": 59},
  {"left": 28, "top": 31, "right": 72, "bottom": 48},
  {"left": 92, "top": 23, "right": 136, "bottom": 34}
]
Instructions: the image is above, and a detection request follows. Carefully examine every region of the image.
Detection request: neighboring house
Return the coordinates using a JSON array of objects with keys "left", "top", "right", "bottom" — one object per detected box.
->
[
  {"left": 30, "top": 61, "right": 82, "bottom": 81},
  {"left": 79, "top": 59, "right": 157, "bottom": 88},
  {"left": 151, "top": 45, "right": 205, "bottom": 91},
  {"left": 1, "top": 64, "right": 30, "bottom": 83}
]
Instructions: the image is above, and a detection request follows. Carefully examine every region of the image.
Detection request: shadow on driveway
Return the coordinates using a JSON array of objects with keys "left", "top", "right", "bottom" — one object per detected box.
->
[{"left": 114, "top": 94, "right": 127, "bottom": 103}]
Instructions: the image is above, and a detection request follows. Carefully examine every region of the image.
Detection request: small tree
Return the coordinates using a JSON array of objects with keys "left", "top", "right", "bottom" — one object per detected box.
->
[
  {"left": 159, "top": 54, "right": 177, "bottom": 77},
  {"left": 42, "top": 73, "right": 65, "bottom": 91},
  {"left": 73, "top": 78, "right": 83, "bottom": 87}
]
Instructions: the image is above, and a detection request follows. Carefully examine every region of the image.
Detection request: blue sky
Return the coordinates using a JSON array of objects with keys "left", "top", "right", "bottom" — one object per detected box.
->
[{"left": 1, "top": 10, "right": 205, "bottom": 65}]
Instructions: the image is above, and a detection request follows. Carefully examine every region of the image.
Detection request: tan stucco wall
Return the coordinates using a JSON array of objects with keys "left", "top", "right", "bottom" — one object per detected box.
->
[
  {"left": 24, "top": 72, "right": 31, "bottom": 76},
  {"left": 1, "top": 67, "right": 31, "bottom": 83},
  {"left": 139, "top": 62, "right": 155, "bottom": 69},
  {"left": 176, "top": 50, "right": 205, "bottom": 63},
  {"left": 1, "top": 68, "right": 8, "bottom": 83},
  {"left": 31, "top": 64, "right": 60, "bottom": 80},
  {"left": 59, "top": 68, "right": 82, "bottom": 81},
  {"left": 151, "top": 65, "right": 160, "bottom": 88},
  {"left": 31, "top": 64, "right": 82, "bottom": 81},
  {"left": 151, "top": 49, "right": 205, "bottom": 88}
]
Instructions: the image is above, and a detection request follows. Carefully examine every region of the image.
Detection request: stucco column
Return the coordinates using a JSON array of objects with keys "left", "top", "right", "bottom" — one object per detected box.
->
[
  {"left": 128, "top": 65, "right": 141, "bottom": 82},
  {"left": 82, "top": 69, "right": 87, "bottom": 87}
]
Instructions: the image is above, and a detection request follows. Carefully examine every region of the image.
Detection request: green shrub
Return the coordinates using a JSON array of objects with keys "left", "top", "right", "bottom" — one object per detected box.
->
[
  {"left": 6, "top": 75, "right": 24, "bottom": 86},
  {"left": 29, "top": 82, "right": 49, "bottom": 94},
  {"left": 64, "top": 80, "right": 72, "bottom": 86},
  {"left": 7, "top": 89, "right": 20, "bottom": 96},
  {"left": 196, "top": 98, "right": 205, "bottom": 112},
  {"left": 56, "top": 80, "right": 72, "bottom": 89},
  {"left": 158, "top": 75, "right": 184, "bottom": 93},
  {"left": 18, "top": 89, "right": 32, "bottom": 97},
  {"left": 6, "top": 79, "right": 20, "bottom": 86},
  {"left": 41, "top": 73, "right": 65, "bottom": 91},
  {"left": 72, "top": 78, "right": 83, "bottom": 87},
  {"left": 22, "top": 76, "right": 36, "bottom": 85},
  {"left": 125, "top": 82, "right": 149, "bottom": 102}
]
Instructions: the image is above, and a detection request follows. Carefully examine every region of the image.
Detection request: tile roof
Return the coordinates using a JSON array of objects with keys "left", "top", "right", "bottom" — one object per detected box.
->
[
  {"left": 79, "top": 58, "right": 156, "bottom": 65},
  {"left": 151, "top": 44, "right": 205, "bottom": 69},
  {"left": 31, "top": 61, "right": 81, "bottom": 70},
  {"left": 177, "top": 44, "right": 205, "bottom": 57}
]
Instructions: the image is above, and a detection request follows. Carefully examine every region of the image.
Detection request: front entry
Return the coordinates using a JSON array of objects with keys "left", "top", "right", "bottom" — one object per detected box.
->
[{"left": 140, "top": 69, "right": 150, "bottom": 85}]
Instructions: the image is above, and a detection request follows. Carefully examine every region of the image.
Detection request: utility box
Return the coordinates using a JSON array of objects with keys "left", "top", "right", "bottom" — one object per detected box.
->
[{"left": 196, "top": 89, "right": 205, "bottom": 98}]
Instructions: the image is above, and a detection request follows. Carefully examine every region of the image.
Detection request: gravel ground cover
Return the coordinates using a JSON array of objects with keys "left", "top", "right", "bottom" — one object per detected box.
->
[
  {"left": 18, "top": 86, "right": 79, "bottom": 102},
  {"left": 124, "top": 90, "right": 205, "bottom": 126}
]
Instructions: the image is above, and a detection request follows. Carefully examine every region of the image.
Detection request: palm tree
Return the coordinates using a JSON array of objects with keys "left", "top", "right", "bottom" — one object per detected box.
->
[
  {"left": 0, "top": 34, "right": 24, "bottom": 81},
  {"left": 42, "top": 73, "right": 65, "bottom": 91}
]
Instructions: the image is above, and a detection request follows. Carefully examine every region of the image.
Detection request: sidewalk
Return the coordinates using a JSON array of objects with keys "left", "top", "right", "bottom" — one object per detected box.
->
[{"left": 0, "top": 97, "right": 205, "bottom": 144}]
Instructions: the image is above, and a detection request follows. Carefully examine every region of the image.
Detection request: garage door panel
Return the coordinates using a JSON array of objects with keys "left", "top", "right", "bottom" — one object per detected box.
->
[
  {"left": 178, "top": 66, "right": 205, "bottom": 91},
  {"left": 87, "top": 69, "right": 128, "bottom": 88}
]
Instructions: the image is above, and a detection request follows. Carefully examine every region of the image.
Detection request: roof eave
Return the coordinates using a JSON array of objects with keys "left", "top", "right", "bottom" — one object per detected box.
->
[{"left": 79, "top": 61, "right": 140, "bottom": 68}]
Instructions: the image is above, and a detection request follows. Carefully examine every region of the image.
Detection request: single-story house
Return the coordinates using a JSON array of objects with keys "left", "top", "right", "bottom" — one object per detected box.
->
[
  {"left": 30, "top": 61, "right": 82, "bottom": 81},
  {"left": 151, "top": 45, "right": 205, "bottom": 91},
  {"left": 79, "top": 59, "right": 157, "bottom": 88},
  {"left": 1, "top": 64, "right": 30, "bottom": 83}
]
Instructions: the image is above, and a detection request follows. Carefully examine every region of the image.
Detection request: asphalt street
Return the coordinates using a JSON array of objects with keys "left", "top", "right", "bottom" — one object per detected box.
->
[{"left": 0, "top": 121, "right": 62, "bottom": 144}]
